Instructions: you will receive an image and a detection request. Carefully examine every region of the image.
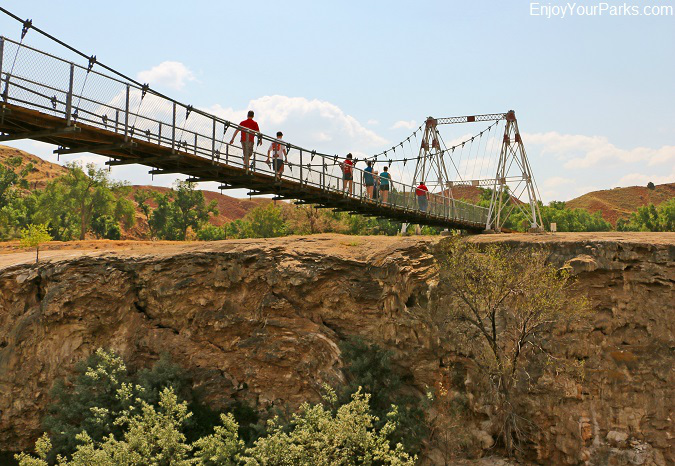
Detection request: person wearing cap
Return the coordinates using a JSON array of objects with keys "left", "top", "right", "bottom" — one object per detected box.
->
[
  {"left": 230, "top": 110, "right": 262, "bottom": 172},
  {"left": 266, "top": 131, "right": 287, "bottom": 181},
  {"left": 416, "top": 181, "right": 429, "bottom": 212}
]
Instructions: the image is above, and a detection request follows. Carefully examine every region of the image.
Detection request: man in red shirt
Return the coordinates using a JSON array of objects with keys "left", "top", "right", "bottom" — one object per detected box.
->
[
  {"left": 340, "top": 153, "right": 355, "bottom": 194},
  {"left": 416, "top": 181, "right": 429, "bottom": 212},
  {"left": 230, "top": 110, "right": 262, "bottom": 172}
]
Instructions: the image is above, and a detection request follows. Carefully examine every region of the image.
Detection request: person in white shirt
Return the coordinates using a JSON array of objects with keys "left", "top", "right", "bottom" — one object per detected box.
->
[{"left": 266, "top": 131, "right": 287, "bottom": 180}]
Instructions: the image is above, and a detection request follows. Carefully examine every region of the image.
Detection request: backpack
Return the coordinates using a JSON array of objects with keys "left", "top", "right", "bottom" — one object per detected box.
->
[{"left": 272, "top": 142, "right": 283, "bottom": 158}]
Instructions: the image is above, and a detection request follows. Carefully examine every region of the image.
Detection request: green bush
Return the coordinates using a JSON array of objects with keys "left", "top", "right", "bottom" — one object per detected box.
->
[
  {"left": 18, "top": 387, "right": 414, "bottom": 466},
  {"left": 616, "top": 199, "right": 675, "bottom": 232},
  {"left": 338, "top": 338, "right": 428, "bottom": 455},
  {"left": 197, "top": 224, "right": 227, "bottom": 241},
  {"left": 40, "top": 349, "right": 254, "bottom": 461}
]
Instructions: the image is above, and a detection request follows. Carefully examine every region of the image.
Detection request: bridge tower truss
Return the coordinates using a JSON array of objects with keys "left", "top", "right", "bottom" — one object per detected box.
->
[
  {"left": 485, "top": 110, "right": 543, "bottom": 232},
  {"left": 415, "top": 110, "right": 544, "bottom": 232},
  {"left": 413, "top": 117, "right": 452, "bottom": 197}
]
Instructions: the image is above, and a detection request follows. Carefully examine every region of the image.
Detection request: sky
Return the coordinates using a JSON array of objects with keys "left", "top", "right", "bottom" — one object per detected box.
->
[{"left": 1, "top": 0, "right": 673, "bottom": 202}]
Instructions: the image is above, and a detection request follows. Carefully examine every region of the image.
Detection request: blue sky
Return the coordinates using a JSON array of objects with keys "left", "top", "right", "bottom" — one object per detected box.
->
[{"left": 1, "top": 0, "right": 673, "bottom": 201}]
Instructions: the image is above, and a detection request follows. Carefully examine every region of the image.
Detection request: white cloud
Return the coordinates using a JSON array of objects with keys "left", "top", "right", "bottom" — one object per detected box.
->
[
  {"left": 137, "top": 61, "right": 196, "bottom": 91},
  {"left": 205, "top": 95, "right": 387, "bottom": 153},
  {"left": 367, "top": 119, "right": 379, "bottom": 125},
  {"left": 618, "top": 167, "right": 675, "bottom": 186},
  {"left": 524, "top": 131, "right": 675, "bottom": 169},
  {"left": 391, "top": 120, "right": 418, "bottom": 130},
  {"left": 543, "top": 176, "right": 574, "bottom": 188}
]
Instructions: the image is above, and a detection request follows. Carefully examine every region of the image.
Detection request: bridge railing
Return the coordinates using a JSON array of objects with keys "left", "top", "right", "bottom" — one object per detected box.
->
[{"left": 0, "top": 36, "right": 488, "bottom": 227}]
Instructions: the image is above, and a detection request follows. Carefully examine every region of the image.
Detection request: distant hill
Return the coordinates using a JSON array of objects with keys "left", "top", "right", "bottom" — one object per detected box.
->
[
  {"left": 566, "top": 183, "right": 675, "bottom": 225},
  {"left": 4, "top": 144, "right": 673, "bottom": 232},
  {"left": 0, "top": 145, "right": 270, "bottom": 239},
  {"left": 0, "top": 144, "right": 69, "bottom": 189}
]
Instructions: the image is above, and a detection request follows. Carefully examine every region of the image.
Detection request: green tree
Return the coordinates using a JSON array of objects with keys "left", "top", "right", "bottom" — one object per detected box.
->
[
  {"left": 0, "top": 156, "right": 35, "bottom": 238},
  {"left": 617, "top": 199, "right": 675, "bottom": 232},
  {"left": 133, "top": 189, "right": 158, "bottom": 239},
  {"left": 19, "top": 223, "right": 52, "bottom": 263},
  {"left": 0, "top": 155, "right": 31, "bottom": 205},
  {"left": 224, "top": 218, "right": 251, "bottom": 239},
  {"left": 431, "top": 239, "right": 587, "bottom": 455},
  {"left": 19, "top": 388, "right": 414, "bottom": 466},
  {"left": 172, "top": 182, "right": 219, "bottom": 240},
  {"left": 236, "top": 204, "right": 287, "bottom": 238},
  {"left": 144, "top": 182, "right": 218, "bottom": 240},
  {"left": 33, "top": 163, "right": 135, "bottom": 240}
]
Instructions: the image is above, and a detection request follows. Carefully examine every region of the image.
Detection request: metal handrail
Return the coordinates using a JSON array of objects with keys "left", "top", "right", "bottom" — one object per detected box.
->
[{"left": 0, "top": 36, "right": 489, "bottom": 227}]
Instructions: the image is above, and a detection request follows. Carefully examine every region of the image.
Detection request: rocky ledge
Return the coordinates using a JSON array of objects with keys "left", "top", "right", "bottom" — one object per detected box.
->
[{"left": 0, "top": 233, "right": 673, "bottom": 464}]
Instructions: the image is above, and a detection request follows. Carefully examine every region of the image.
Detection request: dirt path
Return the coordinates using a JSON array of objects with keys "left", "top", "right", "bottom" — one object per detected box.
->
[{"left": 1, "top": 232, "right": 672, "bottom": 269}]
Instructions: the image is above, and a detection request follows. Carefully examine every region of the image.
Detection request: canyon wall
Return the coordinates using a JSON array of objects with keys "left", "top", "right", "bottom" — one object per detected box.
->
[{"left": 0, "top": 233, "right": 672, "bottom": 464}]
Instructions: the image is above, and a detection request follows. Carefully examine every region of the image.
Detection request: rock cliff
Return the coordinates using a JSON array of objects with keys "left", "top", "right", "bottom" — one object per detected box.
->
[{"left": 0, "top": 233, "right": 672, "bottom": 464}]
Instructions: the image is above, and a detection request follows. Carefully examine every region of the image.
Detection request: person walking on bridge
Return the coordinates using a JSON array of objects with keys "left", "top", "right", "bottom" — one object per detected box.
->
[
  {"left": 230, "top": 110, "right": 262, "bottom": 172},
  {"left": 363, "top": 160, "right": 374, "bottom": 199},
  {"left": 416, "top": 181, "right": 429, "bottom": 212},
  {"left": 266, "top": 131, "right": 287, "bottom": 181},
  {"left": 379, "top": 166, "right": 391, "bottom": 204},
  {"left": 340, "top": 153, "right": 355, "bottom": 195}
]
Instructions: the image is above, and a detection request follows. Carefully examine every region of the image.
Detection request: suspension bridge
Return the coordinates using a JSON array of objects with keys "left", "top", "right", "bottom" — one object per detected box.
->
[{"left": 0, "top": 9, "right": 544, "bottom": 233}]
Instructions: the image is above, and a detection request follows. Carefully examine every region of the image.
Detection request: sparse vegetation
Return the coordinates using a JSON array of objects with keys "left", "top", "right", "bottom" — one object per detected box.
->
[
  {"left": 19, "top": 223, "right": 52, "bottom": 263},
  {"left": 430, "top": 239, "right": 588, "bottom": 455}
]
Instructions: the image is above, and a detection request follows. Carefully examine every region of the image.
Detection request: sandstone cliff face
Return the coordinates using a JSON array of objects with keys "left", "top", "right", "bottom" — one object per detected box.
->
[{"left": 0, "top": 233, "right": 673, "bottom": 465}]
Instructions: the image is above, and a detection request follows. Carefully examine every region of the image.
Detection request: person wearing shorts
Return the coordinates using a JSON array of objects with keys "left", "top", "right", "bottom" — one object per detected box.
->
[
  {"left": 340, "top": 153, "right": 355, "bottom": 194},
  {"left": 266, "top": 131, "right": 287, "bottom": 181},
  {"left": 363, "top": 160, "right": 374, "bottom": 198},
  {"left": 230, "top": 110, "right": 261, "bottom": 172},
  {"left": 379, "top": 166, "right": 391, "bottom": 203}
]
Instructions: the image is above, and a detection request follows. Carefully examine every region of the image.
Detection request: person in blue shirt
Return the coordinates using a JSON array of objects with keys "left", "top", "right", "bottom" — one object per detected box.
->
[
  {"left": 363, "top": 160, "right": 374, "bottom": 198},
  {"left": 379, "top": 166, "right": 392, "bottom": 204}
]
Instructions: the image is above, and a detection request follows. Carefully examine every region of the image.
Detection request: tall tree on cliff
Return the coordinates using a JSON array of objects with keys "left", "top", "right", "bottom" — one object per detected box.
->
[{"left": 431, "top": 239, "right": 587, "bottom": 456}]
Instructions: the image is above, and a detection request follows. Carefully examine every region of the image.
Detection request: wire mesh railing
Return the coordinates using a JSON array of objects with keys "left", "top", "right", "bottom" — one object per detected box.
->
[{"left": 0, "top": 36, "right": 489, "bottom": 227}]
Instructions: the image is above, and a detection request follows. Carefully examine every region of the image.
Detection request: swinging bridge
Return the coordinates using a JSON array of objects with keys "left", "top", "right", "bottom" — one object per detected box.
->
[{"left": 0, "top": 8, "right": 543, "bottom": 232}]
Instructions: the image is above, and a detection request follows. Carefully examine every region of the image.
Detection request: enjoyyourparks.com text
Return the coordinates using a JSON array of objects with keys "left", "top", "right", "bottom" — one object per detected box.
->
[{"left": 530, "top": 2, "right": 674, "bottom": 18}]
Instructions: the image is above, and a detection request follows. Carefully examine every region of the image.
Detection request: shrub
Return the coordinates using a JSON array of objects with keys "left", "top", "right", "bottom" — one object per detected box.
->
[
  {"left": 197, "top": 224, "right": 227, "bottom": 241},
  {"left": 338, "top": 338, "right": 428, "bottom": 455}
]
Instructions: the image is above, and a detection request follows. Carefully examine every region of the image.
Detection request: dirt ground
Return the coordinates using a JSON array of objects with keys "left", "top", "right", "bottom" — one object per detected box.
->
[{"left": 1, "top": 232, "right": 673, "bottom": 269}]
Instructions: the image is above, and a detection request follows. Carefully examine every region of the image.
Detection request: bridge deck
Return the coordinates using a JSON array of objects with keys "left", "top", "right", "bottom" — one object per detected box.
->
[{"left": 0, "top": 103, "right": 486, "bottom": 231}]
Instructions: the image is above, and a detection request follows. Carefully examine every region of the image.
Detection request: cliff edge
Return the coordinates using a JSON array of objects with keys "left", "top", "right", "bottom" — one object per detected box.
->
[{"left": 0, "top": 233, "right": 673, "bottom": 464}]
